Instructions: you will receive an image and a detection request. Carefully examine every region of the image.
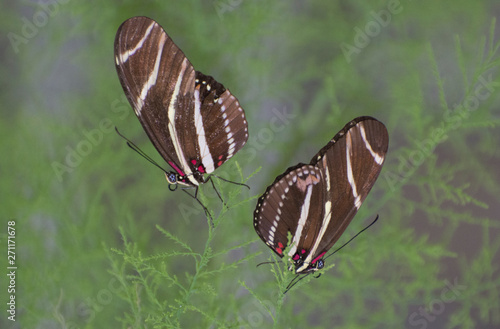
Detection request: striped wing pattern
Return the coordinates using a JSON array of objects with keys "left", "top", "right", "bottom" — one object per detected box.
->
[
  {"left": 254, "top": 117, "right": 388, "bottom": 274},
  {"left": 114, "top": 16, "right": 248, "bottom": 186},
  {"left": 253, "top": 165, "right": 326, "bottom": 257}
]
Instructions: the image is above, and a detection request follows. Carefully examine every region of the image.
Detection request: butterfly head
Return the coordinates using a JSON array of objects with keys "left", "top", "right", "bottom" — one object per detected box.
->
[
  {"left": 292, "top": 259, "right": 325, "bottom": 274},
  {"left": 165, "top": 171, "right": 204, "bottom": 189},
  {"left": 165, "top": 172, "right": 179, "bottom": 185},
  {"left": 289, "top": 249, "right": 326, "bottom": 274},
  {"left": 165, "top": 172, "right": 191, "bottom": 187}
]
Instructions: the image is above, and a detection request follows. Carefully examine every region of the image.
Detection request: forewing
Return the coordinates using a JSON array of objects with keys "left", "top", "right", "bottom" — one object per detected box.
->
[
  {"left": 115, "top": 17, "right": 248, "bottom": 182},
  {"left": 114, "top": 16, "right": 197, "bottom": 181},
  {"left": 306, "top": 116, "right": 388, "bottom": 262}
]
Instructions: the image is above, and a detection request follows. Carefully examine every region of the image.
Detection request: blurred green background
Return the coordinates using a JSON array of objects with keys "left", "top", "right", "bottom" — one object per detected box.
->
[{"left": 1, "top": 0, "right": 499, "bottom": 328}]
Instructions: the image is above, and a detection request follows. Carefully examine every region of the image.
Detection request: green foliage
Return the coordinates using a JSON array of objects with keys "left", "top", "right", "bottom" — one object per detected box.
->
[
  {"left": 108, "top": 173, "right": 261, "bottom": 328},
  {"left": 1, "top": 1, "right": 500, "bottom": 328}
]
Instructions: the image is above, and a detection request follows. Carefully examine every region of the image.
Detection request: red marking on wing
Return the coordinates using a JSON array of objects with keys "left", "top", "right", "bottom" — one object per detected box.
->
[
  {"left": 198, "top": 165, "right": 205, "bottom": 173},
  {"left": 311, "top": 252, "right": 326, "bottom": 265},
  {"left": 168, "top": 161, "right": 185, "bottom": 176},
  {"left": 293, "top": 254, "right": 300, "bottom": 261},
  {"left": 301, "top": 249, "right": 306, "bottom": 254},
  {"left": 278, "top": 242, "right": 284, "bottom": 249},
  {"left": 218, "top": 155, "right": 223, "bottom": 160},
  {"left": 191, "top": 159, "right": 197, "bottom": 165},
  {"left": 276, "top": 248, "right": 283, "bottom": 255},
  {"left": 217, "top": 160, "right": 223, "bottom": 167}
]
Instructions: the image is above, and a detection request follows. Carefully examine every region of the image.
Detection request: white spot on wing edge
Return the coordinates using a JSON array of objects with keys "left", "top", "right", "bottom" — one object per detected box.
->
[{"left": 227, "top": 144, "right": 236, "bottom": 158}]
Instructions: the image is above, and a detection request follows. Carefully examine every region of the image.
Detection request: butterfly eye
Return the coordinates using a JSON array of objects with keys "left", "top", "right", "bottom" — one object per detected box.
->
[
  {"left": 315, "top": 259, "right": 324, "bottom": 270},
  {"left": 165, "top": 172, "right": 177, "bottom": 184}
]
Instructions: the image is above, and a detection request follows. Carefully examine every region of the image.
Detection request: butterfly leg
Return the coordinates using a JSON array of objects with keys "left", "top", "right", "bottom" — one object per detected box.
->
[
  {"left": 207, "top": 176, "right": 226, "bottom": 207},
  {"left": 284, "top": 273, "right": 311, "bottom": 294},
  {"left": 213, "top": 174, "right": 250, "bottom": 190},
  {"left": 181, "top": 188, "right": 214, "bottom": 228}
]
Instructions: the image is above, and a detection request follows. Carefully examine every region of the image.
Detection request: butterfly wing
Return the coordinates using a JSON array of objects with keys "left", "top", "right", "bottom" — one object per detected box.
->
[
  {"left": 254, "top": 164, "right": 326, "bottom": 260},
  {"left": 183, "top": 72, "right": 249, "bottom": 177},
  {"left": 114, "top": 17, "right": 248, "bottom": 185},
  {"left": 296, "top": 116, "right": 388, "bottom": 271},
  {"left": 114, "top": 16, "right": 195, "bottom": 183}
]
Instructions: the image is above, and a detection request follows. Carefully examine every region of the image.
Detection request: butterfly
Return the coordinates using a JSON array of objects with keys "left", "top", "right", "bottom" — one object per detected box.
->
[
  {"left": 253, "top": 116, "right": 388, "bottom": 288},
  {"left": 114, "top": 17, "right": 249, "bottom": 217}
]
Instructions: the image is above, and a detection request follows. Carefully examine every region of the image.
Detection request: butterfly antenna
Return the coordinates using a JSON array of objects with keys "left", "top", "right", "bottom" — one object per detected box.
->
[
  {"left": 256, "top": 260, "right": 280, "bottom": 267},
  {"left": 324, "top": 214, "right": 379, "bottom": 261},
  {"left": 115, "top": 127, "right": 167, "bottom": 173}
]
